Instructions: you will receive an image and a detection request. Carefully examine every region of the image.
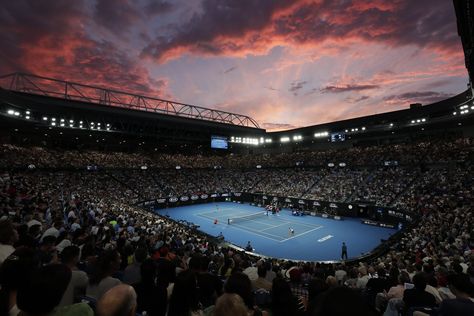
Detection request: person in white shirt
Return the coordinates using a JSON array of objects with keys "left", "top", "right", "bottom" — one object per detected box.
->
[
  {"left": 0, "top": 219, "right": 18, "bottom": 266},
  {"left": 40, "top": 220, "right": 63, "bottom": 243}
]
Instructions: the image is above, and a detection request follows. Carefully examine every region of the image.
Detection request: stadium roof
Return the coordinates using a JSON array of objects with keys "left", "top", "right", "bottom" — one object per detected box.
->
[{"left": 0, "top": 72, "right": 261, "bottom": 129}]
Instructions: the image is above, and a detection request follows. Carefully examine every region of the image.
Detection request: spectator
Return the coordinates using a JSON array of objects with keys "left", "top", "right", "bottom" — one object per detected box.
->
[
  {"left": 0, "top": 220, "right": 18, "bottom": 266},
  {"left": 271, "top": 277, "right": 305, "bottom": 316},
  {"left": 0, "top": 248, "right": 40, "bottom": 316},
  {"left": 403, "top": 273, "right": 437, "bottom": 311},
  {"left": 225, "top": 272, "right": 267, "bottom": 316},
  {"left": 436, "top": 273, "right": 474, "bottom": 316},
  {"left": 213, "top": 293, "right": 248, "bottom": 316},
  {"left": 86, "top": 249, "right": 122, "bottom": 300},
  {"left": 132, "top": 258, "right": 167, "bottom": 316},
  {"left": 17, "top": 264, "right": 93, "bottom": 316},
  {"left": 167, "top": 270, "right": 204, "bottom": 316},
  {"left": 123, "top": 247, "right": 147, "bottom": 285},
  {"left": 252, "top": 265, "right": 272, "bottom": 291},
  {"left": 311, "top": 286, "right": 377, "bottom": 316},
  {"left": 96, "top": 284, "right": 137, "bottom": 316},
  {"left": 59, "top": 245, "right": 89, "bottom": 306}
]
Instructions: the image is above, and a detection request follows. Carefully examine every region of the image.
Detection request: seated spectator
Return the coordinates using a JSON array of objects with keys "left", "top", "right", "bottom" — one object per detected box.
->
[
  {"left": 306, "top": 278, "right": 329, "bottom": 315},
  {"left": 213, "top": 293, "right": 248, "bottom": 316},
  {"left": 271, "top": 277, "right": 305, "bottom": 316},
  {"left": 96, "top": 284, "right": 137, "bottom": 316},
  {"left": 37, "top": 235, "right": 58, "bottom": 266},
  {"left": 288, "top": 267, "right": 308, "bottom": 303},
  {"left": 86, "top": 249, "right": 122, "bottom": 300},
  {"left": 0, "top": 220, "right": 18, "bottom": 266},
  {"left": 311, "top": 286, "right": 377, "bottom": 316},
  {"left": 403, "top": 273, "right": 437, "bottom": 311},
  {"left": 17, "top": 264, "right": 93, "bottom": 316},
  {"left": 0, "top": 248, "right": 40, "bottom": 316},
  {"left": 375, "top": 271, "right": 410, "bottom": 312},
  {"left": 436, "top": 273, "right": 474, "bottom": 316},
  {"left": 356, "top": 266, "right": 370, "bottom": 289},
  {"left": 252, "top": 265, "right": 272, "bottom": 291},
  {"left": 225, "top": 272, "right": 267, "bottom": 316}
]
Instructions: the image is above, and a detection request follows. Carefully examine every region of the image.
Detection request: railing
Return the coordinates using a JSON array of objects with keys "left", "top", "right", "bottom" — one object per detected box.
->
[{"left": 0, "top": 73, "right": 260, "bottom": 128}]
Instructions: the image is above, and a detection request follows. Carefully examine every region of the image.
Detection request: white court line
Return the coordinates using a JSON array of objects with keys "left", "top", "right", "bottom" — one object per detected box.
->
[
  {"left": 279, "top": 225, "right": 323, "bottom": 243},
  {"left": 196, "top": 212, "right": 275, "bottom": 229},
  {"left": 228, "top": 222, "right": 284, "bottom": 242},
  {"left": 198, "top": 210, "right": 251, "bottom": 219},
  {"left": 272, "top": 217, "right": 322, "bottom": 229},
  {"left": 260, "top": 221, "right": 290, "bottom": 232}
]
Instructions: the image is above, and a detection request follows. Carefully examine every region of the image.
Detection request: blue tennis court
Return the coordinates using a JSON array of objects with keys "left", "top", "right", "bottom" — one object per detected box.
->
[{"left": 155, "top": 202, "right": 396, "bottom": 261}]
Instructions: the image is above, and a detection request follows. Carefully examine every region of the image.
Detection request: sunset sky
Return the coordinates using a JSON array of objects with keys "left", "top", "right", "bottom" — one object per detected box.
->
[{"left": 0, "top": 0, "right": 468, "bottom": 130}]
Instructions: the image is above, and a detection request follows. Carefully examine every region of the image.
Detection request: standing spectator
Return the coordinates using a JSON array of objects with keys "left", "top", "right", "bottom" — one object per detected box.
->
[
  {"left": 123, "top": 247, "right": 147, "bottom": 285},
  {"left": 167, "top": 270, "right": 204, "bottom": 316},
  {"left": 86, "top": 249, "right": 122, "bottom": 300},
  {"left": 132, "top": 258, "right": 167, "bottom": 316},
  {"left": 59, "top": 245, "right": 89, "bottom": 306}
]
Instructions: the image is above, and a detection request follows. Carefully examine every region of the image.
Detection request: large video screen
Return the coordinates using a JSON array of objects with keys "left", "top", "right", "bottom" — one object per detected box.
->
[
  {"left": 330, "top": 132, "right": 346, "bottom": 142},
  {"left": 211, "top": 136, "right": 228, "bottom": 149}
]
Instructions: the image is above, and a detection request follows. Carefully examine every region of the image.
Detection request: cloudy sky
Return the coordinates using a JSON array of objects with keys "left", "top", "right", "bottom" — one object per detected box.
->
[{"left": 0, "top": 0, "right": 468, "bottom": 130}]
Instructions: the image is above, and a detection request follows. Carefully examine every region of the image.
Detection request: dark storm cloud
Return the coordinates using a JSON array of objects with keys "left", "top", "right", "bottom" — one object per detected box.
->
[
  {"left": 0, "top": 0, "right": 165, "bottom": 95},
  {"left": 141, "top": 0, "right": 294, "bottom": 61},
  {"left": 289, "top": 80, "right": 308, "bottom": 96},
  {"left": 223, "top": 66, "right": 237, "bottom": 74},
  {"left": 94, "top": 0, "right": 141, "bottom": 34},
  {"left": 0, "top": 0, "right": 86, "bottom": 73},
  {"left": 345, "top": 95, "right": 370, "bottom": 103},
  {"left": 383, "top": 91, "right": 455, "bottom": 104},
  {"left": 320, "top": 84, "right": 380, "bottom": 94},
  {"left": 141, "top": 0, "right": 460, "bottom": 62},
  {"left": 143, "top": 0, "right": 174, "bottom": 16},
  {"left": 261, "top": 122, "right": 297, "bottom": 130}
]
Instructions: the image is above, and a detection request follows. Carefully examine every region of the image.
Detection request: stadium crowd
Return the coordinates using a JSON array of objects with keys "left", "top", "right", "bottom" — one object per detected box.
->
[{"left": 0, "top": 136, "right": 473, "bottom": 316}]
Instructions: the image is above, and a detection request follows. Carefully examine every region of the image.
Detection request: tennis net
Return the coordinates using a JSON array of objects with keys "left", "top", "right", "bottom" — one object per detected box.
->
[{"left": 228, "top": 212, "right": 267, "bottom": 224}]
